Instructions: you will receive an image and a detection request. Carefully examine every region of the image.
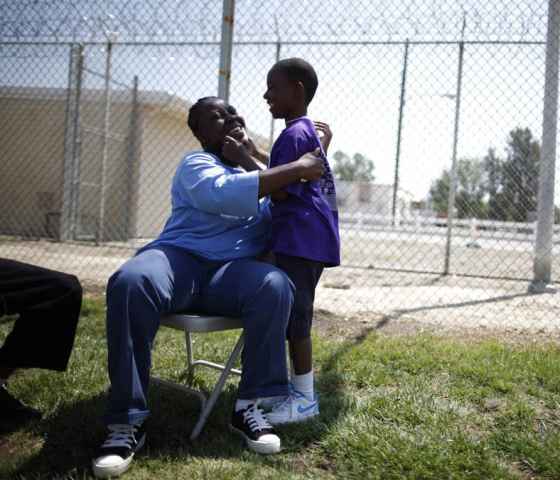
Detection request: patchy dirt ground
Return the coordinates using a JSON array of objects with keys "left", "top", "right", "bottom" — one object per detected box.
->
[
  {"left": 312, "top": 308, "right": 560, "bottom": 344},
  {"left": 316, "top": 265, "right": 560, "bottom": 337}
]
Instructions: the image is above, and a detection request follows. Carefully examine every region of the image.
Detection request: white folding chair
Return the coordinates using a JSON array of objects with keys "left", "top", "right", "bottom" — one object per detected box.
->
[{"left": 151, "top": 313, "right": 244, "bottom": 440}]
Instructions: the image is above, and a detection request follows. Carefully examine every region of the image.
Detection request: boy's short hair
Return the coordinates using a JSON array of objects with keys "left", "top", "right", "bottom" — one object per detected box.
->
[
  {"left": 271, "top": 58, "right": 318, "bottom": 105},
  {"left": 187, "top": 96, "right": 219, "bottom": 134}
]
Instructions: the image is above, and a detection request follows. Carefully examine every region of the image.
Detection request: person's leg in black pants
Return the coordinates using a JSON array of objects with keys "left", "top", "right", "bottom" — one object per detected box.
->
[{"left": 0, "top": 258, "right": 82, "bottom": 421}]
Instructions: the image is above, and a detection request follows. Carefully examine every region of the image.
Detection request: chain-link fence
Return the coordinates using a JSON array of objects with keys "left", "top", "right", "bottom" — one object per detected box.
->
[{"left": 1, "top": 0, "right": 559, "bottom": 334}]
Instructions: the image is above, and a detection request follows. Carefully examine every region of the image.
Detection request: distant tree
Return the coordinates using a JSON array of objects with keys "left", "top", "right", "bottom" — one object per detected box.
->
[
  {"left": 483, "top": 147, "right": 506, "bottom": 220},
  {"left": 455, "top": 157, "right": 488, "bottom": 218},
  {"left": 333, "top": 150, "right": 375, "bottom": 182},
  {"left": 429, "top": 169, "right": 450, "bottom": 216},
  {"left": 498, "top": 127, "right": 540, "bottom": 222},
  {"left": 430, "top": 128, "right": 543, "bottom": 222},
  {"left": 480, "top": 128, "right": 540, "bottom": 221},
  {"left": 429, "top": 158, "right": 487, "bottom": 218}
]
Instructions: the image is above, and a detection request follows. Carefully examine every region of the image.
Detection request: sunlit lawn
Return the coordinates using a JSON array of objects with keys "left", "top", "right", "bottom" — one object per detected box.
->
[{"left": 1, "top": 297, "right": 559, "bottom": 479}]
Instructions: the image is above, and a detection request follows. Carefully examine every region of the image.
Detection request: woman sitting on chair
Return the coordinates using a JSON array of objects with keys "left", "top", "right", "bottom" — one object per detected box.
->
[{"left": 91, "top": 96, "right": 330, "bottom": 479}]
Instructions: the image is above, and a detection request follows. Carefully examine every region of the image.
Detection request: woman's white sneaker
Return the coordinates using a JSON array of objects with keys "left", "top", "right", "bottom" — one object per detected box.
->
[{"left": 92, "top": 422, "right": 146, "bottom": 478}]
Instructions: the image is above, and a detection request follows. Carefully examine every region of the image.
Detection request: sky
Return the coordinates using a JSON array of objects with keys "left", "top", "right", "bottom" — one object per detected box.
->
[{"left": 0, "top": 0, "right": 555, "bottom": 201}]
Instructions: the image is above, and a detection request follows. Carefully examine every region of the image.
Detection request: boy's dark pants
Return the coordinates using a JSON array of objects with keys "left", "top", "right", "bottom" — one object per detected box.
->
[
  {"left": 275, "top": 254, "right": 324, "bottom": 341},
  {"left": 0, "top": 258, "right": 82, "bottom": 371}
]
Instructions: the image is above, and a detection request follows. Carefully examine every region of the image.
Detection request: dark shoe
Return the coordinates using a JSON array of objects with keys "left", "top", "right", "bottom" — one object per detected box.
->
[
  {"left": 0, "top": 383, "right": 42, "bottom": 422},
  {"left": 230, "top": 403, "right": 281, "bottom": 454},
  {"left": 91, "top": 422, "right": 146, "bottom": 478}
]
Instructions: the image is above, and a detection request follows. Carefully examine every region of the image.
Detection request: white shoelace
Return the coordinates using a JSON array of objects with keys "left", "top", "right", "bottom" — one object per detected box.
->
[
  {"left": 243, "top": 405, "right": 272, "bottom": 431},
  {"left": 272, "top": 395, "right": 292, "bottom": 413},
  {"left": 102, "top": 424, "right": 140, "bottom": 449},
  {"left": 271, "top": 390, "right": 305, "bottom": 413}
]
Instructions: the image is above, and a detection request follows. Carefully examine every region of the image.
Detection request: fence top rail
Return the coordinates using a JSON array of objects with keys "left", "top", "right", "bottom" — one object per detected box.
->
[{"left": 0, "top": 39, "right": 548, "bottom": 47}]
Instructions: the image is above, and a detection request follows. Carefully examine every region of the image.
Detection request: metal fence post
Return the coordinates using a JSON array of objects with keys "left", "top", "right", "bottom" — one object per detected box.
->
[
  {"left": 391, "top": 39, "right": 409, "bottom": 228},
  {"left": 218, "top": 0, "right": 235, "bottom": 101},
  {"left": 529, "top": 0, "right": 560, "bottom": 293},
  {"left": 125, "top": 74, "right": 139, "bottom": 241},
  {"left": 60, "top": 43, "right": 84, "bottom": 242},
  {"left": 96, "top": 39, "right": 113, "bottom": 244},
  {"left": 443, "top": 39, "right": 465, "bottom": 275}
]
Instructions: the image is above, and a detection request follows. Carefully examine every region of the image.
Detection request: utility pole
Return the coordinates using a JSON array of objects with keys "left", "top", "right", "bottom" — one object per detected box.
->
[
  {"left": 443, "top": 13, "right": 466, "bottom": 275},
  {"left": 391, "top": 39, "right": 410, "bottom": 227},
  {"left": 529, "top": 0, "right": 559, "bottom": 293}
]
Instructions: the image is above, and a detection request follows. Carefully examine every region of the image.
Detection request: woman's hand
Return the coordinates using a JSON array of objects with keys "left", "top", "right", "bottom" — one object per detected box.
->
[
  {"left": 314, "top": 121, "right": 333, "bottom": 153},
  {"left": 242, "top": 136, "right": 258, "bottom": 156},
  {"left": 296, "top": 148, "right": 325, "bottom": 181},
  {"left": 223, "top": 135, "right": 250, "bottom": 164},
  {"left": 223, "top": 136, "right": 264, "bottom": 172},
  {"left": 229, "top": 126, "right": 269, "bottom": 165},
  {"left": 229, "top": 125, "right": 255, "bottom": 154},
  {"left": 256, "top": 149, "right": 324, "bottom": 198},
  {"left": 245, "top": 136, "right": 270, "bottom": 165}
]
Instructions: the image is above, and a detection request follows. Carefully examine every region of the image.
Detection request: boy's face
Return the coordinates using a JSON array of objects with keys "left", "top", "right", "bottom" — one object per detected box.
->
[
  {"left": 263, "top": 68, "right": 302, "bottom": 119},
  {"left": 194, "top": 98, "right": 246, "bottom": 154}
]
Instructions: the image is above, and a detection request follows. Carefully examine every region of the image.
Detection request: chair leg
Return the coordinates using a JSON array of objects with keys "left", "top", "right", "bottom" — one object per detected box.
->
[
  {"left": 185, "top": 331, "right": 194, "bottom": 377},
  {"left": 190, "top": 359, "right": 242, "bottom": 376},
  {"left": 186, "top": 331, "right": 241, "bottom": 376},
  {"left": 190, "top": 333, "right": 244, "bottom": 441}
]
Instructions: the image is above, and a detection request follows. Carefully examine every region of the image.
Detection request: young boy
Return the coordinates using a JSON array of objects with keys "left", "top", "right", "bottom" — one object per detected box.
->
[{"left": 263, "top": 58, "right": 340, "bottom": 424}]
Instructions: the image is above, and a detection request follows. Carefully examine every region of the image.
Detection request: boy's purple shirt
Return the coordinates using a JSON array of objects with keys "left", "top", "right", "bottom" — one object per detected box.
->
[{"left": 268, "top": 116, "right": 340, "bottom": 267}]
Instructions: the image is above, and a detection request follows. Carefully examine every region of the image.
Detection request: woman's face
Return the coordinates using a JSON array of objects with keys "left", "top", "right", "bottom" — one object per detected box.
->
[{"left": 195, "top": 98, "right": 247, "bottom": 155}]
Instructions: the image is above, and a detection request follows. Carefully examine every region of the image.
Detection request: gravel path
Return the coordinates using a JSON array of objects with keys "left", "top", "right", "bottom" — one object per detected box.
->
[{"left": 2, "top": 233, "right": 559, "bottom": 336}]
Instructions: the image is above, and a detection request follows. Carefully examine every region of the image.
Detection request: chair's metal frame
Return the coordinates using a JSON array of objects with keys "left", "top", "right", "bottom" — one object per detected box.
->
[{"left": 151, "top": 313, "right": 244, "bottom": 440}]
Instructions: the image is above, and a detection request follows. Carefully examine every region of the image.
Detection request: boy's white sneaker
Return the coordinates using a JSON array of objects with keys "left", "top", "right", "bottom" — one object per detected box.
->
[
  {"left": 265, "top": 390, "right": 319, "bottom": 425},
  {"left": 259, "top": 395, "right": 288, "bottom": 411}
]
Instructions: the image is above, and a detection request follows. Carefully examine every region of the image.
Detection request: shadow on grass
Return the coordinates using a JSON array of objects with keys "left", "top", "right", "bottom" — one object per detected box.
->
[
  {"left": 12, "top": 352, "right": 350, "bottom": 478},
  {"left": 0, "top": 408, "right": 42, "bottom": 437},
  {"left": 145, "top": 362, "right": 350, "bottom": 460},
  {"left": 11, "top": 392, "right": 107, "bottom": 478}
]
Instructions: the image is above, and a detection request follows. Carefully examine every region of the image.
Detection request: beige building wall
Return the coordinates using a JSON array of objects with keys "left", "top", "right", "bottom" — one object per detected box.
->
[
  {"left": 0, "top": 92, "right": 136, "bottom": 241},
  {"left": 337, "top": 180, "right": 413, "bottom": 219},
  {"left": 0, "top": 89, "right": 267, "bottom": 242},
  {"left": 0, "top": 96, "right": 65, "bottom": 237},
  {"left": 75, "top": 100, "right": 133, "bottom": 241},
  {"left": 0, "top": 90, "right": 192, "bottom": 242},
  {"left": 132, "top": 107, "right": 199, "bottom": 238}
]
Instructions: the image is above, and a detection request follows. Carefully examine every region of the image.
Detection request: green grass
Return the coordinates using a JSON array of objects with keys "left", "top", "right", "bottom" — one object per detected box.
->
[{"left": 1, "top": 297, "right": 559, "bottom": 479}]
